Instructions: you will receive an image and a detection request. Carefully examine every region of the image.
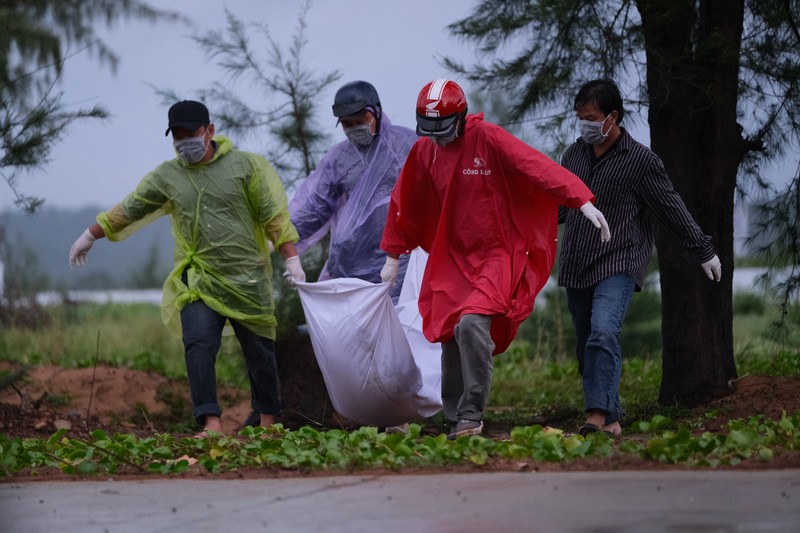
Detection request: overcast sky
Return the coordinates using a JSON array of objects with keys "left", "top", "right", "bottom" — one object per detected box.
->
[
  {"left": 7, "top": 0, "right": 483, "bottom": 211},
  {"left": 4, "top": 0, "right": 797, "bottom": 212}
]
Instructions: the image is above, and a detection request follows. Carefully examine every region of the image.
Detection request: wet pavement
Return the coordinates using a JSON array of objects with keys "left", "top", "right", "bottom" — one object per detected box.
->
[{"left": 2, "top": 470, "right": 799, "bottom": 532}]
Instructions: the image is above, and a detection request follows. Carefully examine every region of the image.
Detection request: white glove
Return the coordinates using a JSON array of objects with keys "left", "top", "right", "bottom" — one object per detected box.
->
[
  {"left": 283, "top": 256, "right": 306, "bottom": 286},
  {"left": 579, "top": 201, "right": 611, "bottom": 242},
  {"left": 69, "top": 228, "right": 96, "bottom": 268},
  {"left": 700, "top": 254, "right": 721, "bottom": 282},
  {"left": 381, "top": 256, "right": 399, "bottom": 284}
]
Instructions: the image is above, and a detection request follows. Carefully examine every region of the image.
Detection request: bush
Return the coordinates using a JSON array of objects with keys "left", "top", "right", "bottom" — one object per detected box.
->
[{"left": 732, "top": 293, "right": 766, "bottom": 315}]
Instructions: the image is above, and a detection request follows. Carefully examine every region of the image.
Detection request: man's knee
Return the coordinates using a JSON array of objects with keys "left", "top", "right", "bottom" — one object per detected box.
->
[{"left": 455, "top": 314, "right": 491, "bottom": 335}]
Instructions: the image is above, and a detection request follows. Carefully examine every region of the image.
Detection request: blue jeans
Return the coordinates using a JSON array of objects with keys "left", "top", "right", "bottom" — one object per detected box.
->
[
  {"left": 566, "top": 274, "right": 635, "bottom": 425},
  {"left": 181, "top": 299, "right": 281, "bottom": 424}
]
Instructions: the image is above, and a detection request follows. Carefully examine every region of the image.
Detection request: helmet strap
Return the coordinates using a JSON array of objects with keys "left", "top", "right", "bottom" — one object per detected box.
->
[{"left": 457, "top": 108, "right": 468, "bottom": 137}]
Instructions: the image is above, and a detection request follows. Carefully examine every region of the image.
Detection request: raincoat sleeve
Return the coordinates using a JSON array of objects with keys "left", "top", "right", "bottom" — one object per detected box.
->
[
  {"left": 96, "top": 167, "right": 170, "bottom": 242},
  {"left": 288, "top": 150, "right": 339, "bottom": 255},
  {"left": 381, "top": 141, "right": 439, "bottom": 255},
  {"left": 247, "top": 153, "right": 299, "bottom": 248},
  {"left": 491, "top": 124, "right": 594, "bottom": 208}
]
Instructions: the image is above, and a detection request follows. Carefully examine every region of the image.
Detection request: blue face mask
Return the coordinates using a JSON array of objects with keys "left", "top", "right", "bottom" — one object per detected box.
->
[
  {"left": 174, "top": 134, "right": 208, "bottom": 163},
  {"left": 578, "top": 114, "right": 611, "bottom": 145}
]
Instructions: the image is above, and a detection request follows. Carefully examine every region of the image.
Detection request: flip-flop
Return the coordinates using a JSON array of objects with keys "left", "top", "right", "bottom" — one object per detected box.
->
[{"left": 579, "top": 423, "right": 615, "bottom": 438}]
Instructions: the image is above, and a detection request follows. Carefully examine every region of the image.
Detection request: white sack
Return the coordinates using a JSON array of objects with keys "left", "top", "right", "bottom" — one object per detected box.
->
[{"left": 295, "top": 249, "right": 442, "bottom": 426}]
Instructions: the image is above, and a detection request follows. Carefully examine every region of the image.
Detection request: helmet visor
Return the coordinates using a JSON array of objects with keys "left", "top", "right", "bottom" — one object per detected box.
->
[{"left": 415, "top": 112, "right": 460, "bottom": 137}]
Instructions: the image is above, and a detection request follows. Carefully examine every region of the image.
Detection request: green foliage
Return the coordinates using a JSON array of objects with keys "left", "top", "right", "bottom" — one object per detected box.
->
[
  {"left": 619, "top": 291, "right": 663, "bottom": 358},
  {"left": 0, "top": 231, "right": 50, "bottom": 298},
  {"left": 3, "top": 412, "right": 799, "bottom": 477},
  {"left": 751, "top": 193, "right": 800, "bottom": 328},
  {"left": 516, "top": 289, "right": 575, "bottom": 359},
  {"left": 737, "top": 349, "right": 800, "bottom": 377},
  {"left": 733, "top": 292, "right": 767, "bottom": 315},
  {"left": 174, "top": 1, "right": 341, "bottom": 190},
  {"left": 622, "top": 412, "right": 800, "bottom": 467},
  {"left": 0, "top": 423, "right": 613, "bottom": 477},
  {"left": 445, "top": 0, "right": 800, "bottom": 186},
  {"left": 1, "top": 1, "right": 185, "bottom": 211}
]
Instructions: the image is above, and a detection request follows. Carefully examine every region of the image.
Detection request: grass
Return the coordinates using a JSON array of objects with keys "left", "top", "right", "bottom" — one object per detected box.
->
[
  {"left": 0, "top": 302, "right": 248, "bottom": 387},
  {"left": 488, "top": 341, "right": 664, "bottom": 429}
]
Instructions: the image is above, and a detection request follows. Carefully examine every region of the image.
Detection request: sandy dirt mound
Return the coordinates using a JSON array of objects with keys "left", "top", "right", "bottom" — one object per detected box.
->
[
  {"left": 0, "top": 363, "right": 251, "bottom": 435},
  {"left": 694, "top": 374, "right": 800, "bottom": 430}
]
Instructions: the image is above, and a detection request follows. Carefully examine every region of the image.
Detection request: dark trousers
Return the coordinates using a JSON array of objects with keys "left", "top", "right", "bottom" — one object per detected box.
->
[
  {"left": 181, "top": 299, "right": 281, "bottom": 424},
  {"left": 441, "top": 314, "right": 495, "bottom": 423}
]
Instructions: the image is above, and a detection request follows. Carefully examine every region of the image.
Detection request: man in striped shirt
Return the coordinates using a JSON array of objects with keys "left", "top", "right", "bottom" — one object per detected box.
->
[{"left": 559, "top": 79, "right": 722, "bottom": 438}]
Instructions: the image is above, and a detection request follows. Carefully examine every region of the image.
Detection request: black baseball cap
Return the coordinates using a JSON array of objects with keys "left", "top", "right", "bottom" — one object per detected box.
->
[{"left": 165, "top": 100, "right": 210, "bottom": 136}]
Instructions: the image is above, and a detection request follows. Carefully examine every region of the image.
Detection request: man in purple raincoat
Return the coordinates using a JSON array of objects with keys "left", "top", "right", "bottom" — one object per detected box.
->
[
  {"left": 289, "top": 80, "right": 417, "bottom": 302},
  {"left": 244, "top": 81, "right": 417, "bottom": 430}
]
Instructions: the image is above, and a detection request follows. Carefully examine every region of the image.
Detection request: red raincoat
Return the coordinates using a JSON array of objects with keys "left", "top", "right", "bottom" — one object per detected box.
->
[{"left": 381, "top": 114, "right": 595, "bottom": 354}]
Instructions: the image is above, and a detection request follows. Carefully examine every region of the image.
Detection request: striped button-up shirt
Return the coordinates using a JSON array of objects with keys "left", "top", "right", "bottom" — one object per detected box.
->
[{"left": 558, "top": 129, "right": 715, "bottom": 290}]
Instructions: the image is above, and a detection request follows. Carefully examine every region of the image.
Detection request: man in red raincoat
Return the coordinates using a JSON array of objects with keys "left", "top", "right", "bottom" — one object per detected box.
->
[{"left": 380, "top": 79, "right": 611, "bottom": 439}]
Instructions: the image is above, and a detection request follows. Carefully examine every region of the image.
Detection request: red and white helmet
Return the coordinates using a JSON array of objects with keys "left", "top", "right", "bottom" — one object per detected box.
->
[{"left": 415, "top": 79, "right": 467, "bottom": 137}]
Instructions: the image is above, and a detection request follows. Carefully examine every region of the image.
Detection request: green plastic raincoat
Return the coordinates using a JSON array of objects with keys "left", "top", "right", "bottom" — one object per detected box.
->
[{"left": 96, "top": 135, "right": 298, "bottom": 340}]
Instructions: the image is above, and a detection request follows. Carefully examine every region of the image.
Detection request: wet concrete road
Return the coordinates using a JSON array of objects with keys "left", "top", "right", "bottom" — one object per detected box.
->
[{"left": 2, "top": 470, "right": 799, "bottom": 532}]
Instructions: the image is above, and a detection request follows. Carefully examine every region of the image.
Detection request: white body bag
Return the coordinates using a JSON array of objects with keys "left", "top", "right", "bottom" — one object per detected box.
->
[{"left": 295, "top": 249, "right": 442, "bottom": 426}]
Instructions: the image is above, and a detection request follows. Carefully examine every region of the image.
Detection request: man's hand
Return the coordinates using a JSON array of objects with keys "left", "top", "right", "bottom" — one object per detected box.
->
[
  {"left": 283, "top": 255, "right": 306, "bottom": 286},
  {"left": 579, "top": 201, "right": 611, "bottom": 243},
  {"left": 381, "top": 256, "right": 400, "bottom": 284},
  {"left": 69, "top": 228, "right": 96, "bottom": 268},
  {"left": 700, "top": 255, "right": 721, "bottom": 282}
]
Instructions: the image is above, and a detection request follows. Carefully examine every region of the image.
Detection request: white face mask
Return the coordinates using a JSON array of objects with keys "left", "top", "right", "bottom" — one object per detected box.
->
[
  {"left": 343, "top": 120, "right": 374, "bottom": 146},
  {"left": 174, "top": 134, "right": 208, "bottom": 163},
  {"left": 577, "top": 114, "right": 611, "bottom": 145}
]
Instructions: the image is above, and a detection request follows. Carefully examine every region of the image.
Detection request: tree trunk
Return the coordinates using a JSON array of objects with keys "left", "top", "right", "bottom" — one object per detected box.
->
[
  {"left": 638, "top": 0, "right": 741, "bottom": 406},
  {"left": 276, "top": 331, "right": 352, "bottom": 429}
]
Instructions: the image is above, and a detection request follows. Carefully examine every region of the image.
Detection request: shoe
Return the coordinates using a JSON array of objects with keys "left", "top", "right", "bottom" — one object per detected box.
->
[
  {"left": 447, "top": 419, "right": 484, "bottom": 440},
  {"left": 578, "top": 423, "right": 615, "bottom": 438},
  {"left": 385, "top": 423, "right": 409, "bottom": 434}
]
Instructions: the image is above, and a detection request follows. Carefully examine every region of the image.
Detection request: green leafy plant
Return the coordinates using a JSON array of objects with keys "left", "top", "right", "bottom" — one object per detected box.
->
[{"left": 3, "top": 413, "right": 799, "bottom": 478}]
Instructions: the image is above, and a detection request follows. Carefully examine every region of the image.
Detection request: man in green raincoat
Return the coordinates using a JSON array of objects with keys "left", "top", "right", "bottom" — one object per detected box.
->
[{"left": 68, "top": 100, "right": 305, "bottom": 437}]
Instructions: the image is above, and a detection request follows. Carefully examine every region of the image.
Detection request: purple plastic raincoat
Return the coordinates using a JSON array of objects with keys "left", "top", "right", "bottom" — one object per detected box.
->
[{"left": 290, "top": 115, "right": 416, "bottom": 301}]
